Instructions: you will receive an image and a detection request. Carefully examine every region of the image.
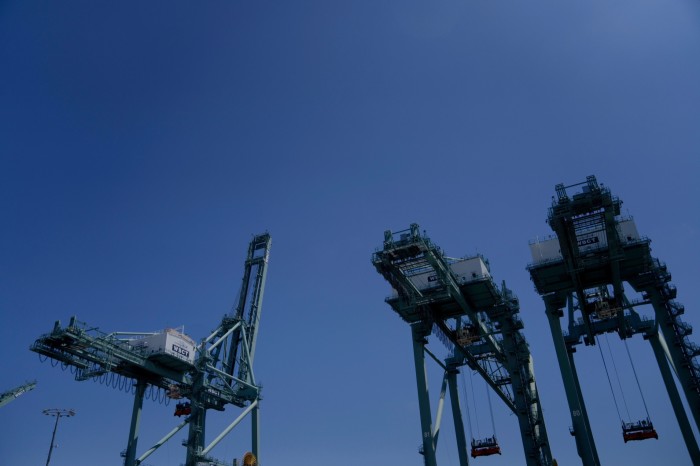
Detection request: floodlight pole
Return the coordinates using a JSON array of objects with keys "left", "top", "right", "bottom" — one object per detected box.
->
[{"left": 43, "top": 408, "right": 76, "bottom": 466}]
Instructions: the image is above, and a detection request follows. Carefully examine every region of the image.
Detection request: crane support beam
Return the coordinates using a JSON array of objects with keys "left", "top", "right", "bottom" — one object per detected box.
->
[
  {"left": 201, "top": 399, "right": 258, "bottom": 457},
  {"left": 544, "top": 297, "right": 600, "bottom": 466},
  {"left": 433, "top": 373, "right": 449, "bottom": 444},
  {"left": 447, "top": 369, "right": 470, "bottom": 466},
  {"left": 252, "top": 402, "right": 260, "bottom": 462},
  {"left": 648, "top": 331, "right": 700, "bottom": 464},
  {"left": 136, "top": 417, "right": 190, "bottom": 465},
  {"left": 647, "top": 290, "right": 700, "bottom": 428},
  {"left": 124, "top": 380, "right": 147, "bottom": 466},
  {"left": 443, "top": 325, "right": 518, "bottom": 414},
  {"left": 412, "top": 325, "right": 438, "bottom": 466}
]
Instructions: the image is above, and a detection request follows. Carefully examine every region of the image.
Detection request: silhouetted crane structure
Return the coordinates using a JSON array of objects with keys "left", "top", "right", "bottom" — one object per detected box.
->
[
  {"left": 0, "top": 381, "right": 37, "bottom": 408},
  {"left": 528, "top": 176, "right": 700, "bottom": 465},
  {"left": 30, "top": 233, "right": 271, "bottom": 466},
  {"left": 373, "top": 224, "right": 553, "bottom": 466}
]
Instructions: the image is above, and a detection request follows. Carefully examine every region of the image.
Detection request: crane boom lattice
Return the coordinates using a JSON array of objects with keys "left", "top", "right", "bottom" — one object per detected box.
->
[{"left": 30, "top": 233, "right": 272, "bottom": 466}]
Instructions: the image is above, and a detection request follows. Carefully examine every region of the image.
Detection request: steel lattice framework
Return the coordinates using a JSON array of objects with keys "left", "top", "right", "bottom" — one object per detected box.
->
[
  {"left": 31, "top": 233, "right": 271, "bottom": 466},
  {"left": 0, "top": 381, "right": 37, "bottom": 408},
  {"left": 528, "top": 176, "right": 700, "bottom": 465},
  {"left": 373, "top": 224, "right": 553, "bottom": 466}
]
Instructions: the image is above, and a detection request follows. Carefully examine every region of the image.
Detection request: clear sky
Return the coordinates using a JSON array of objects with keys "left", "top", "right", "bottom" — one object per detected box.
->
[{"left": 1, "top": 1, "right": 699, "bottom": 465}]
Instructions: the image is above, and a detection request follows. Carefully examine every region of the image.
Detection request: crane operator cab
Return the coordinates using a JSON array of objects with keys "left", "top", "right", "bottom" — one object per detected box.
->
[
  {"left": 622, "top": 418, "right": 658, "bottom": 443},
  {"left": 471, "top": 436, "right": 501, "bottom": 458}
]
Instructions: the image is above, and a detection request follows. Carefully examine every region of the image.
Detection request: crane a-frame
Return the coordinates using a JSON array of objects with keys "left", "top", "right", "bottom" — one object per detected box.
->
[
  {"left": 373, "top": 224, "right": 553, "bottom": 466},
  {"left": 31, "top": 233, "right": 271, "bottom": 466},
  {"left": 528, "top": 176, "right": 700, "bottom": 465}
]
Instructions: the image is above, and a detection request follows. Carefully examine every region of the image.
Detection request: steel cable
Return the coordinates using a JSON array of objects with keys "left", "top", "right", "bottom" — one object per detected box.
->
[
  {"left": 624, "top": 339, "right": 652, "bottom": 419},
  {"left": 605, "top": 334, "right": 631, "bottom": 420},
  {"left": 597, "top": 336, "right": 624, "bottom": 424}
]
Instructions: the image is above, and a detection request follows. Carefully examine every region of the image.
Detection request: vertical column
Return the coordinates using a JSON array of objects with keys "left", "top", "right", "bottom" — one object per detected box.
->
[
  {"left": 412, "top": 324, "right": 437, "bottom": 466},
  {"left": 567, "top": 351, "right": 596, "bottom": 457},
  {"left": 447, "top": 369, "right": 470, "bottom": 466},
  {"left": 124, "top": 380, "right": 147, "bottom": 466},
  {"left": 185, "top": 379, "right": 207, "bottom": 466},
  {"left": 499, "top": 322, "right": 552, "bottom": 466},
  {"left": 544, "top": 298, "right": 600, "bottom": 466},
  {"left": 648, "top": 332, "right": 700, "bottom": 463},
  {"left": 252, "top": 399, "right": 260, "bottom": 462},
  {"left": 649, "top": 292, "right": 700, "bottom": 429}
]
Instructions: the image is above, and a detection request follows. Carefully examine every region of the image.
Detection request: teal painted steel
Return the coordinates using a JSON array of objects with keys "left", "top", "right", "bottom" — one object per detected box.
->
[
  {"left": 447, "top": 369, "right": 470, "bottom": 466},
  {"left": 649, "top": 332, "right": 700, "bottom": 463},
  {"left": 373, "top": 224, "right": 553, "bottom": 466},
  {"left": 529, "top": 176, "right": 700, "bottom": 465},
  {"left": 412, "top": 325, "right": 438, "bottom": 466},
  {"left": 0, "top": 381, "right": 36, "bottom": 408},
  {"left": 30, "top": 234, "right": 272, "bottom": 466},
  {"left": 544, "top": 298, "right": 600, "bottom": 466},
  {"left": 124, "top": 380, "right": 147, "bottom": 466}
]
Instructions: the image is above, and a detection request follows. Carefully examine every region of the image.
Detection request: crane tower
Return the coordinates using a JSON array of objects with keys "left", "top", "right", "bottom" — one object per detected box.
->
[
  {"left": 528, "top": 176, "right": 700, "bottom": 465},
  {"left": 373, "top": 224, "right": 553, "bottom": 466},
  {"left": 30, "top": 233, "right": 271, "bottom": 466}
]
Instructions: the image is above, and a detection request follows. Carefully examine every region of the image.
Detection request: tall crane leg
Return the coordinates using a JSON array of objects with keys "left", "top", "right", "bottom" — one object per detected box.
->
[
  {"left": 447, "top": 369, "right": 470, "bottom": 466},
  {"left": 545, "top": 299, "right": 600, "bottom": 466},
  {"left": 649, "top": 332, "right": 700, "bottom": 463},
  {"left": 649, "top": 292, "right": 700, "bottom": 428},
  {"left": 125, "top": 380, "right": 147, "bottom": 466},
  {"left": 412, "top": 324, "right": 437, "bottom": 466},
  {"left": 252, "top": 400, "right": 260, "bottom": 461}
]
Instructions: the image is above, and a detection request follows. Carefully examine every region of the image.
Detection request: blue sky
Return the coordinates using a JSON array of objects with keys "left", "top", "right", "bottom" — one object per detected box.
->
[{"left": 1, "top": 1, "right": 699, "bottom": 465}]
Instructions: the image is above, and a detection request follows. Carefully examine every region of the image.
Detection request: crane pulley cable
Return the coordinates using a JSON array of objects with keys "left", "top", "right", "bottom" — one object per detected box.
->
[
  {"left": 624, "top": 338, "right": 652, "bottom": 419},
  {"left": 604, "top": 334, "right": 631, "bottom": 421},
  {"left": 486, "top": 379, "right": 497, "bottom": 438},
  {"left": 461, "top": 371, "right": 474, "bottom": 443},
  {"left": 596, "top": 335, "right": 624, "bottom": 424},
  {"left": 470, "top": 369, "right": 481, "bottom": 438},
  {"left": 470, "top": 369, "right": 502, "bottom": 459}
]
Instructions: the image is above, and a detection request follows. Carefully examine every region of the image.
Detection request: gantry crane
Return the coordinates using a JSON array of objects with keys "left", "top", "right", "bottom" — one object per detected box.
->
[
  {"left": 30, "top": 233, "right": 271, "bottom": 466},
  {"left": 528, "top": 176, "right": 700, "bottom": 465},
  {"left": 373, "top": 224, "right": 553, "bottom": 466},
  {"left": 0, "top": 381, "right": 37, "bottom": 408}
]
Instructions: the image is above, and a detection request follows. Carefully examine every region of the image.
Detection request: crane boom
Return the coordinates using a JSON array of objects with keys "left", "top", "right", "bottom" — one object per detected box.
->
[
  {"left": 30, "top": 233, "right": 272, "bottom": 466},
  {"left": 0, "top": 381, "right": 37, "bottom": 408}
]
